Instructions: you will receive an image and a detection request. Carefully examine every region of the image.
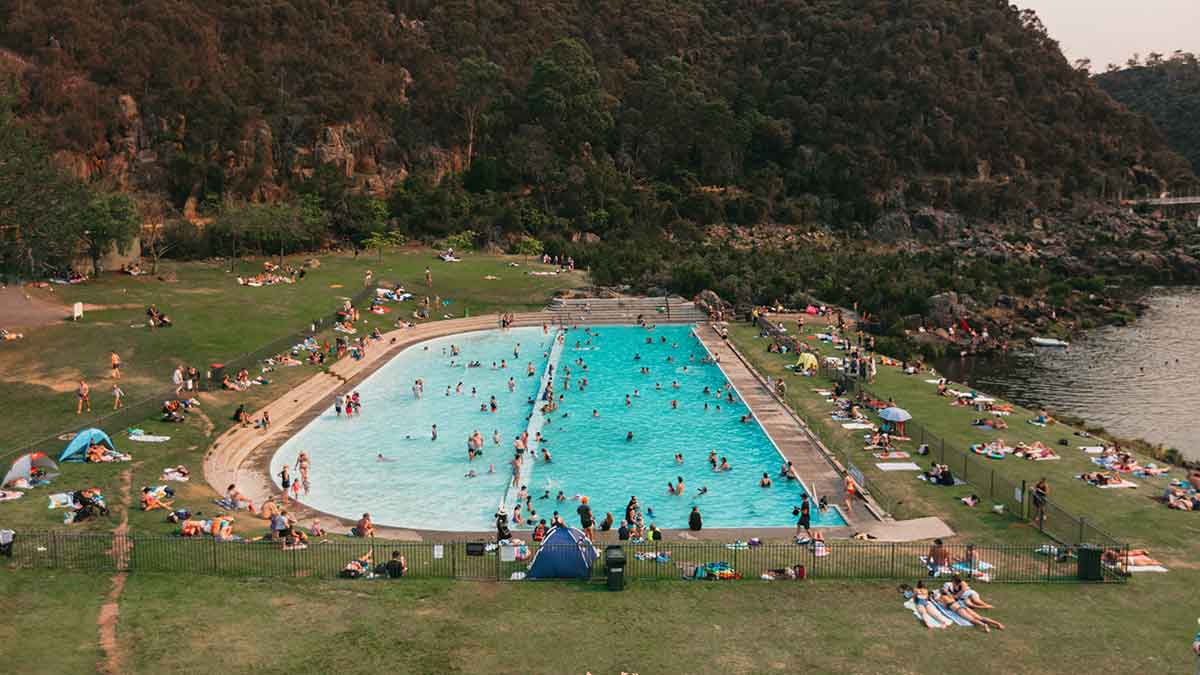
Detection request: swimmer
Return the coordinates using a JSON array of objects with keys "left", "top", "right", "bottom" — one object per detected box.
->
[
  {"left": 488, "top": 464, "right": 495, "bottom": 474},
  {"left": 671, "top": 399, "right": 678, "bottom": 409},
  {"left": 543, "top": 448, "right": 553, "bottom": 463},
  {"left": 696, "top": 486, "right": 708, "bottom": 496},
  {"left": 674, "top": 452, "right": 684, "bottom": 463},
  {"left": 672, "top": 380, "right": 680, "bottom": 389},
  {"left": 708, "top": 450, "right": 718, "bottom": 469},
  {"left": 718, "top": 457, "right": 731, "bottom": 471},
  {"left": 493, "top": 429, "right": 501, "bottom": 445},
  {"left": 625, "top": 394, "right": 632, "bottom": 407},
  {"left": 593, "top": 409, "right": 599, "bottom": 417},
  {"left": 626, "top": 431, "right": 634, "bottom": 442},
  {"left": 431, "top": 424, "right": 438, "bottom": 441},
  {"left": 465, "top": 469, "right": 477, "bottom": 478},
  {"left": 656, "top": 382, "right": 662, "bottom": 390},
  {"left": 667, "top": 481, "right": 677, "bottom": 495},
  {"left": 377, "top": 453, "right": 395, "bottom": 462},
  {"left": 676, "top": 476, "right": 685, "bottom": 493},
  {"left": 540, "top": 490, "right": 550, "bottom": 500},
  {"left": 508, "top": 377, "right": 516, "bottom": 392},
  {"left": 445, "top": 386, "right": 452, "bottom": 396},
  {"left": 456, "top": 382, "right": 463, "bottom": 394},
  {"left": 556, "top": 491, "right": 566, "bottom": 502},
  {"left": 760, "top": 472, "right": 773, "bottom": 487}
]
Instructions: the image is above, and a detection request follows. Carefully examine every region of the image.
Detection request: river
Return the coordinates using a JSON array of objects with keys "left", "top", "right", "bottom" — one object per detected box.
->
[{"left": 933, "top": 288, "right": 1200, "bottom": 461}]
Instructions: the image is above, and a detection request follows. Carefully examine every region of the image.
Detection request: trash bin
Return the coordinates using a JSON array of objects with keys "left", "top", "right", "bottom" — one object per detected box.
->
[
  {"left": 604, "top": 545, "right": 626, "bottom": 591},
  {"left": 1077, "top": 545, "right": 1103, "bottom": 581},
  {"left": 210, "top": 363, "right": 225, "bottom": 386}
]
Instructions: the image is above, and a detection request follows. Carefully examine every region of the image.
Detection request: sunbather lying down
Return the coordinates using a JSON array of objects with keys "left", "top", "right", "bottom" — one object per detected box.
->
[
  {"left": 1101, "top": 549, "right": 1162, "bottom": 571},
  {"left": 341, "top": 552, "right": 374, "bottom": 578},
  {"left": 760, "top": 564, "right": 804, "bottom": 580}
]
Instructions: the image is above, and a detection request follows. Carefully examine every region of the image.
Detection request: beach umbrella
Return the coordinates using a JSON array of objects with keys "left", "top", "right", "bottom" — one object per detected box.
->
[{"left": 878, "top": 407, "right": 912, "bottom": 423}]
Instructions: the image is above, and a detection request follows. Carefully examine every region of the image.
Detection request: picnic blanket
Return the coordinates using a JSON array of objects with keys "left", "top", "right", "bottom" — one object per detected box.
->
[
  {"left": 917, "top": 474, "right": 968, "bottom": 486},
  {"left": 47, "top": 493, "right": 74, "bottom": 509}
]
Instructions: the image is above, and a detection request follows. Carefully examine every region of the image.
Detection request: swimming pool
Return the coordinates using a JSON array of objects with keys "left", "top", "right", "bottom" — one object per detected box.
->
[{"left": 270, "top": 324, "right": 846, "bottom": 530}]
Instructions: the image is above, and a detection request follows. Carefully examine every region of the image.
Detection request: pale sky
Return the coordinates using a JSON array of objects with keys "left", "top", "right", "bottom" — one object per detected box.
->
[{"left": 1019, "top": 0, "right": 1197, "bottom": 70}]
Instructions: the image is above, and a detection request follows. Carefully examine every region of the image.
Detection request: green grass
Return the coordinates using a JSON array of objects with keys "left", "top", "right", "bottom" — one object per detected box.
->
[{"left": 0, "top": 570, "right": 1192, "bottom": 674}]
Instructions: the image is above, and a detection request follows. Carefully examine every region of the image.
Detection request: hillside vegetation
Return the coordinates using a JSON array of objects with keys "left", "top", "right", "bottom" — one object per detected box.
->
[
  {"left": 2, "top": 1, "right": 1197, "bottom": 342},
  {"left": 1096, "top": 52, "right": 1200, "bottom": 175}
]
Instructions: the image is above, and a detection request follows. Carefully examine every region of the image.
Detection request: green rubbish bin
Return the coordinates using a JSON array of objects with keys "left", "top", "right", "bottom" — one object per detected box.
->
[
  {"left": 1077, "top": 545, "right": 1103, "bottom": 581},
  {"left": 605, "top": 545, "right": 626, "bottom": 591}
]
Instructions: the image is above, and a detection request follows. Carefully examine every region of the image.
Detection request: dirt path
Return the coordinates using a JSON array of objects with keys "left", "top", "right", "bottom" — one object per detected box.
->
[
  {"left": 98, "top": 467, "right": 133, "bottom": 674},
  {"left": 0, "top": 286, "right": 69, "bottom": 330}
]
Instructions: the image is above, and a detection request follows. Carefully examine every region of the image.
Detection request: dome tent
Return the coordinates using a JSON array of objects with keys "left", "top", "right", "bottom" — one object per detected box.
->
[
  {"left": 3, "top": 452, "right": 59, "bottom": 487},
  {"left": 525, "top": 526, "right": 598, "bottom": 580},
  {"left": 59, "top": 428, "right": 115, "bottom": 462}
]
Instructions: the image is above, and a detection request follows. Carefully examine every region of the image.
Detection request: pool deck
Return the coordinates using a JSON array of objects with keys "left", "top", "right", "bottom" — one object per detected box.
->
[
  {"left": 205, "top": 311, "right": 949, "bottom": 543},
  {"left": 693, "top": 323, "right": 882, "bottom": 525}
]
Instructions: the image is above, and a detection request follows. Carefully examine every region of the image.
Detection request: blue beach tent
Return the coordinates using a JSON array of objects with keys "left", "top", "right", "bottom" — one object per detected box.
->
[
  {"left": 60, "top": 428, "right": 115, "bottom": 462},
  {"left": 526, "top": 526, "right": 598, "bottom": 580}
]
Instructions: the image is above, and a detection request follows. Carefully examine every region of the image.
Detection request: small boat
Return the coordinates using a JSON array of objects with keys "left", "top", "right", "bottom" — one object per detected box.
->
[{"left": 1029, "top": 337, "right": 1069, "bottom": 348}]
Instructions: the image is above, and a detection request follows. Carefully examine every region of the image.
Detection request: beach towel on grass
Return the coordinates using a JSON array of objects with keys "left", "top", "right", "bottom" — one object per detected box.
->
[
  {"left": 128, "top": 434, "right": 171, "bottom": 443},
  {"left": 904, "top": 599, "right": 953, "bottom": 629},
  {"left": 873, "top": 452, "right": 911, "bottom": 460},
  {"left": 876, "top": 462, "right": 922, "bottom": 471},
  {"left": 917, "top": 474, "right": 968, "bottom": 486},
  {"left": 843, "top": 423, "right": 875, "bottom": 430},
  {"left": 47, "top": 493, "right": 73, "bottom": 509},
  {"left": 1080, "top": 446, "right": 1105, "bottom": 454},
  {"left": 1098, "top": 480, "right": 1137, "bottom": 489},
  {"left": 0, "top": 490, "right": 24, "bottom": 502},
  {"left": 930, "top": 599, "right": 975, "bottom": 626}
]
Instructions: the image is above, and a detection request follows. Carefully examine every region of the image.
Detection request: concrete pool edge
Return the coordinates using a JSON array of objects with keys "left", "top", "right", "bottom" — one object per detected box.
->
[{"left": 206, "top": 313, "right": 928, "bottom": 542}]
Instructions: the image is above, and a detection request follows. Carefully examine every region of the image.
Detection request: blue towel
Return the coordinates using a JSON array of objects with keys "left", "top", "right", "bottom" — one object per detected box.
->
[{"left": 930, "top": 599, "right": 974, "bottom": 627}]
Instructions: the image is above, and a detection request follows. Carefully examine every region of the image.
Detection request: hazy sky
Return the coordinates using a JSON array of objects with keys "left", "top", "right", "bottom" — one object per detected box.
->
[{"left": 1019, "top": 0, "right": 1197, "bottom": 70}]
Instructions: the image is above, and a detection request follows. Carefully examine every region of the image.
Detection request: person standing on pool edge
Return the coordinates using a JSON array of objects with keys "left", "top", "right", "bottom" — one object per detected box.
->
[
  {"left": 577, "top": 496, "right": 595, "bottom": 540},
  {"left": 796, "top": 493, "right": 812, "bottom": 540}
]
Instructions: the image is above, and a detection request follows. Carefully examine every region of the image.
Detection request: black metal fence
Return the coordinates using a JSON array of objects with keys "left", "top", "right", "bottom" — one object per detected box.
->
[
  {"left": 1, "top": 532, "right": 1128, "bottom": 584},
  {"left": 0, "top": 285, "right": 380, "bottom": 466}
]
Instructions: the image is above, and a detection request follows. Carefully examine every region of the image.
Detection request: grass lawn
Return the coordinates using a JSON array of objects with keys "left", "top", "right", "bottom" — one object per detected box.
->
[
  {"left": 0, "top": 570, "right": 1190, "bottom": 674},
  {"left": 3, "top": 292, "right": 1198, "bottom": 673}
]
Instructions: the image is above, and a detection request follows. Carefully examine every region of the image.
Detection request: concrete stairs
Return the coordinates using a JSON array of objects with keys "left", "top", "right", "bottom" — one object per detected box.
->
[{"left": 532, "top": 296, "right": 707, "bottom": 325}]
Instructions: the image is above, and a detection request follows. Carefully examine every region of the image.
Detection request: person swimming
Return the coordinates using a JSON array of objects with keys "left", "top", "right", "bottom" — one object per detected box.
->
[
  {"left": 718, "top": 457, "right": 731, "bottom": 471},
  {"left": 674, "top": 453, "right": 684, "bottom": 463},
  {"left": 626, "top": 431, "right": 634, "bottom": 442},
  {"left": 696, "top": 486, "right": 708, "bottom": 496}
]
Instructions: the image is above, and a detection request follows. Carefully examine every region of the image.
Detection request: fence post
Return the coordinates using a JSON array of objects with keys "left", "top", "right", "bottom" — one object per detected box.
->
[
  {"left": 1078, "top": 517, "right": 1085, "bottom": 546},
  {"left": 1019, "top": 480, "right": 1027, "bottom": 521},
  {"left": 989, "top": 470, "right": 994, "bottom": 500},
  {"left": 889, "top": 542, "right": 896, "bottom": 578}
]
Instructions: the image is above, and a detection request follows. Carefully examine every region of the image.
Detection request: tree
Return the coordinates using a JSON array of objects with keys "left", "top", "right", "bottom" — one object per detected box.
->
[
  {"left": 361, "top": 229, "right": 406, "bottom": 261},
  {"left": 513, "top": 235, "right": 544, "bottom": 262},
  {"left": 141, "top": 222, "right": 174, "bottom": 274},
  {"left": 454, "top": 56, "right": 504, "bottom": 167},
  {"left": 80, "top": 193, "right": 140, "bottom": 275},
  {"left": 526, "top": 39, "right": 613, "bottom": 153}
]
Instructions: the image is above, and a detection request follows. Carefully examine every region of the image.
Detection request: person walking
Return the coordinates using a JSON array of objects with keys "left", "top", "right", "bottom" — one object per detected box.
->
[
  {"left": 843, "top": 474, "right": 858, "bottom": 518},
  {"left": 112, "top": 383, "right": 124, "bottom": 410},
  {"left": 1032, "top": 478, "right": 1049, "bottom": 527},
  {"left": 172, "top": 365, "right": 184, "bottom": 395},
  {"left": 76, "top": 379, "right": 91, "bottom": 414},
  {"left": 796, "top": 493, "right": 812, "bottom": 539},
  {"left": 425, "top": 266, "right": 433, "bottom": 288},
  {"left": 110, "top": 351, "right": 122, "bottom": 379}
]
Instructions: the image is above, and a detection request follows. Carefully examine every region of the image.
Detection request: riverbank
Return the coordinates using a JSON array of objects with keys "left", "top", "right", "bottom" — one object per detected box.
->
[{"left": 934, "top": 287, "right": 1200, "bottom": 464}]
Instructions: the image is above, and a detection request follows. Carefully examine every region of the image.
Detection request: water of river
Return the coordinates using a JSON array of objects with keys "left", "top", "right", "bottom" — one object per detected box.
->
[{"left": 934, "top": 289, "right": 1200, "bottom": 461}]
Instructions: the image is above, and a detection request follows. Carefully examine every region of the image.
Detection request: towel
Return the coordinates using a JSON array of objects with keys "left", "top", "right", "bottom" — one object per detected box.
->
[
  {"left": 930, "top": 599, "right": 975, "bottom": 626},
  {"left": 1080, "top": 446, "right": 1105, "bottom": 454},
  {"left": 0, "top": 490, "right": 24, "bottom": 502},
  {"left": 904, "top": 599, "right": 948, "bottom": 629},
  {"left": 842, "top": 423, "right": 875, "bottom": 430},
  {"left": 47, "top": 493, "right": 73, "bottom": 509},
  {"left": 1098, "top": 480, "right": 1137, "bottom": 489},
  {"left": 129, "top": 434, "right": 171, "bottom": 443},
  {"left": 873, "top": 451, "right": 911, "bottom": 460},
  {"left": 876, "top": 462, "right": 922, "bottom": 471}
]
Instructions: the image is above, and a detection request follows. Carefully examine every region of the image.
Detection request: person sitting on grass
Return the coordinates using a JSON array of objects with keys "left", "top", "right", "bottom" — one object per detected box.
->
[
  {"left": 225, "top": 484, "right": 256, "bottom": 513},
  {"left": 352, "top": 512, "right": 375, "bottom": 538},
  {"left": 140, "top": 489, "right": 173, "bottom": 511},
  {"left": 341, "top": 552, "right": 373, "bottom": 578},
  {"left": 384, "top": 550, "right": 408, "bottom": 578}
]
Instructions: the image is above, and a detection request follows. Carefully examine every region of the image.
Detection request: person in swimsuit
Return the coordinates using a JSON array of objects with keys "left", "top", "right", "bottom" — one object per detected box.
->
[
  {"left": 110, "top": 351, "right": 122, "bottom": 379},
  {"left": 76, "top": 379, "right": 91, "bottom": 414},
  {"left": 906, "top": 581, "right": 952, "bottom": 629},
  {"left": 937, "top": 590, "right": 1004, "bottom": 632},
  {"left": 843, "top": 474, "right": 858, "bottom": 515}
]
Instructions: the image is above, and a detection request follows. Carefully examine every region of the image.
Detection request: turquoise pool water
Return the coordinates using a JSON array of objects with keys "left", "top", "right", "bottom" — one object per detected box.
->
[{"left": 270, "top": 324, "right": 846, "bottom": 530}]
